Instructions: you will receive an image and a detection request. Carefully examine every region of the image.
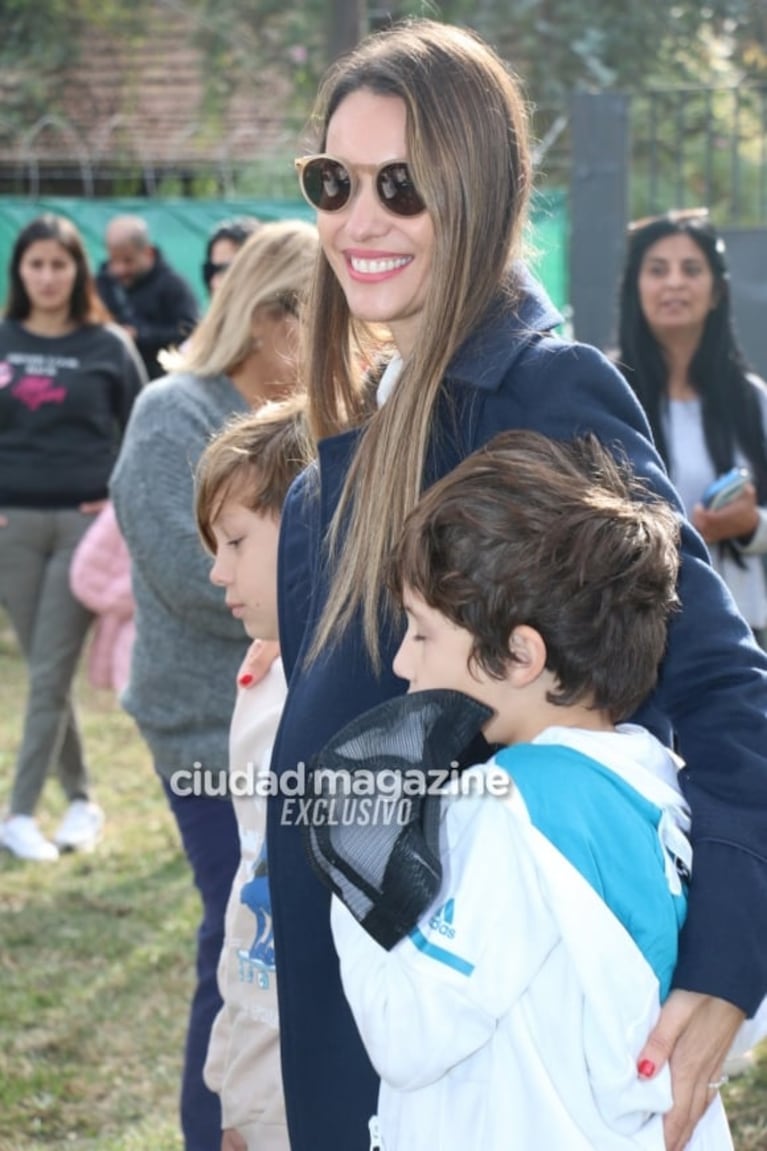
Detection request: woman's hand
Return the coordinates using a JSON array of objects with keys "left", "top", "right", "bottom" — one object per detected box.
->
[
  {"left": 691, "top": 483, "right": 759, "bottom": 545},
  {"left": 237, "top": 638, "right": 280, "bottom": 688},
  {"left": 636, "top": 989, "right": 745, "bottom": 1151},
  {"left": 220, "top": 1129, "right": 247, "bottom": 1151}
]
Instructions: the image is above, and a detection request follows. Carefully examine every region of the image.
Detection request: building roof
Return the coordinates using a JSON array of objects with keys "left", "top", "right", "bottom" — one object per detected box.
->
[{"left": 0, "top": 5, "right": 301, "bottom": 194}]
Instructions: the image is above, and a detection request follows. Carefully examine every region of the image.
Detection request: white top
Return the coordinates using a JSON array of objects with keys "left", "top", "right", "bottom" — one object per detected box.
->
[
  {"left": 331, "top": 725, "right": 742, "bottom": 1151},
  {"left": 376, "top": 354, "right": 404, "bottom": 407},
  {"left": 203, "top": 659, "right": 290, "bottom": 1151},
  {"left": 666, "top": 390, "right": 767, "bottom": 628}
]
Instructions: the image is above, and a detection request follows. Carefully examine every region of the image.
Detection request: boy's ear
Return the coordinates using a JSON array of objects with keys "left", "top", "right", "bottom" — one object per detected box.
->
[{"left": 507, "top": 625, "right": 547, "bottom": 686}]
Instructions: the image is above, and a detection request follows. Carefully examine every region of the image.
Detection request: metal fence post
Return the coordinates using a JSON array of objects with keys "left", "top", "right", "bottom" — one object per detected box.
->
[{"left": 569, "top": 91, "right": 630, "bottom": 352}]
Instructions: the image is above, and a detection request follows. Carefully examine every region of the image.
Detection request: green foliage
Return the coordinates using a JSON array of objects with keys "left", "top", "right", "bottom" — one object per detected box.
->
[
  {"left": 630, "top": 85, "right": 767, "bottom": 224},
  {"left": 0, "top": 0, "right": 146, "bottom": 66},
  {"left": 0, "top": 0, "right": 82, "bottom": 123},
  {"left": 0, "top": 0, "right": 151, "bottom": 126},
  {"left": 2, "top": 0, "right": 765, "bottom": 124},
  {"left": 0, "top": 622, "right": 195, "bottom": 1150},
  {"left": 372, "top": 0, "right": 767, "bottom": 102},
  {"left": 2, "top": 0, "right": 765, "bottom": 207},
  {"left": 1, "top": 0, "right": 81, "bottom": 63},
  {"left": 186, "top": 0, "right": 327, "bottom": 125},
  {"left": 221, "top": 155, "right": 308, "bottom": 198}
]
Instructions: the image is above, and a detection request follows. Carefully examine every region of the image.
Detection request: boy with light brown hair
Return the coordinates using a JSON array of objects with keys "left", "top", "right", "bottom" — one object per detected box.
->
[{"left": 195, "top": 395, "right": 312, "bottom": 1151}]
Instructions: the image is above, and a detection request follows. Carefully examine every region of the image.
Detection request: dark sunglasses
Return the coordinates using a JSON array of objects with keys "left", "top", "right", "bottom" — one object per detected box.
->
[
  {"left": 202, "top": 260, "right": 231, "bottom": 287},
  {"left": 628, "top": 207, "right": 709, "bottom": 233},
  {"left": 295, "top": 154, "right": 426, "bottom": 218}
]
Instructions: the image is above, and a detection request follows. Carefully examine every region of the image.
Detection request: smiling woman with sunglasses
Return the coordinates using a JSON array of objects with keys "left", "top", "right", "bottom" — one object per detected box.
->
[{"left": 266, "top": 18, "right": 767, "bottom": 1151}]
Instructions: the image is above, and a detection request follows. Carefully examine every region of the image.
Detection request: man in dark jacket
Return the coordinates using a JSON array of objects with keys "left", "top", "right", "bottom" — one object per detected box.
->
[{"left": 97, "top": 215, "right": 199, "bottom": 379}]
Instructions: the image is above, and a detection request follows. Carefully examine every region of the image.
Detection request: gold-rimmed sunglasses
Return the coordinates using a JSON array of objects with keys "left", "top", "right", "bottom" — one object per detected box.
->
[{"left": 295, "top": 154, "right": 426, "bottom": 217}]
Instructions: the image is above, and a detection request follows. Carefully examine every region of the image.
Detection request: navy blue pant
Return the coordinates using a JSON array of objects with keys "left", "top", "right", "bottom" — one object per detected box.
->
[{"left": 163, "top": 780, "right": 240, "bottom": 1151}]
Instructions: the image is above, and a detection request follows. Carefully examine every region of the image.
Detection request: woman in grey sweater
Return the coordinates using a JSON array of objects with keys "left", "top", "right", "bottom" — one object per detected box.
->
[{"left": 111, "top": 220, "right": 318, "bottom": 1151}]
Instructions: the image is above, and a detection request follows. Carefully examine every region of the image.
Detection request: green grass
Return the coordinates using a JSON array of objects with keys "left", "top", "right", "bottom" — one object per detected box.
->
[
  {"left": 0, "top": 618, "right": 765, "bottom": 1148},
  {"left": 0, "top": 619, "right": 196, "bottom": 1151},
  {"left": 725, "top": 1055, "right": 767, "bottom": 1151}
]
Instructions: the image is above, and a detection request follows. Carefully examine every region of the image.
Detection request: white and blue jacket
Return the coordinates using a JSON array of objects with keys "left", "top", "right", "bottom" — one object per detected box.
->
[{"left": 332, "top": 725, "right": 754, "bottom": 1151}]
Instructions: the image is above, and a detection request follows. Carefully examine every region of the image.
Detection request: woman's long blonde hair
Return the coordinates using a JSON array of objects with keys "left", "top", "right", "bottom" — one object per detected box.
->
[
  {"left": 306, "top": 19, "right": 533, "bottom": 669},
  {"left": 164, "top": 220, "right": 318, "bottom": 378}
]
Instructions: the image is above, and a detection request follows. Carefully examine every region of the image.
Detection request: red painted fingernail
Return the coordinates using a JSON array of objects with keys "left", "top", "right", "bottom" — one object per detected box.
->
[
  {"left": 637, "top": 1059, "right": 656, "bottom": 1078},
  {"left": 238, "top": 673, "right": 254, "bottom": 687}
]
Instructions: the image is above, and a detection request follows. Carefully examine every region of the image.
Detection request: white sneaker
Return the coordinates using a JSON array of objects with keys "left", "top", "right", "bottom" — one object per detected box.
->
[
  {"left": 53, "top": 800, "right": 104, "bottom": 852},
  {"left": 0, "top": 814, "right": 59, "bottom": 861}
]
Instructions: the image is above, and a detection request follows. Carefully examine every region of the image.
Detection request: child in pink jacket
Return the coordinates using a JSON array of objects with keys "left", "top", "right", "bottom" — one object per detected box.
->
[{"left": 70, "top": 501, "right": 135, "bottom": 693}]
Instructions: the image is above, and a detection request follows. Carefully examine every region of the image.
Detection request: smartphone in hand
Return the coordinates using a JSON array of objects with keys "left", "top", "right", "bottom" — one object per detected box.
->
[{"left": 701, "top": 466, "right": 752, "bottom": 510}]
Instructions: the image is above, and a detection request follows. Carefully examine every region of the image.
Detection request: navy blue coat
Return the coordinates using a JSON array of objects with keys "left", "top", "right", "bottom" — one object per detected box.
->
[{"left": 268, "top": 280, "right": 767, "bottom": 1151}]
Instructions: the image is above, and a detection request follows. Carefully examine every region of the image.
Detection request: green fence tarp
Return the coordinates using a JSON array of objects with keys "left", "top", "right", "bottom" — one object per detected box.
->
[{"left": 0, "top": 192, "right": 568, "bottom": 313}]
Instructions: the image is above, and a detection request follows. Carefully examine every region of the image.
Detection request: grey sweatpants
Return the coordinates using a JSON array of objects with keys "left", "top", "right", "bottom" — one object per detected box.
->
[{"left": 0, "top": 507, "right": 94, "bottom": 815}]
